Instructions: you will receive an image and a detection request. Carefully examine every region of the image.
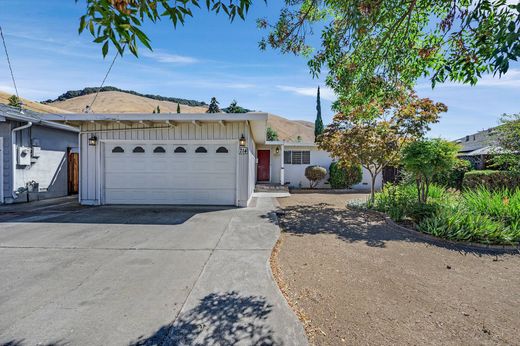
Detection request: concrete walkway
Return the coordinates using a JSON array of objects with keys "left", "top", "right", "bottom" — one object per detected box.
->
[{"left": 0, "top": 198, "right": 307, "bottom": 346}]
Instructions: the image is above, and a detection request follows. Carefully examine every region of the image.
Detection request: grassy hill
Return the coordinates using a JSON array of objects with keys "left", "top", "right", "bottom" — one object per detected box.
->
[{"left": 0, "top": 91, "right": 71, "bottom": 114}]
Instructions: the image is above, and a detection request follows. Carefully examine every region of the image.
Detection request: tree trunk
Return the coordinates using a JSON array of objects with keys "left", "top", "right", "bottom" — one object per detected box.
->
[
  {"left": 370, "top": 171, "right": 376, "bottom": 203},
  {"left": 416, "top": 178, "right": 421, "bottom": 204}
]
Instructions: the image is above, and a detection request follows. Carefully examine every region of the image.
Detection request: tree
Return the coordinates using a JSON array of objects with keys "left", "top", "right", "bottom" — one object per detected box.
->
[
  {"left": 206, "top": 97, "right": 221, "bottom": 113},
  {"left": 492, "top": 113, "right": 520, "bottom": 172},
  {"left": 266, "top": 126, "right": 279, "bottom": 141},
  {"left": 329, "top": 161, "right": 362, "bottom": 189},
  {"left": 260, "top": 0, "right": 520, "bottom": 115},
  {"left": 401, "top": 139, "right": 460, "bottom": 204},
  {"left": 177, "top": 103, "right": 181, "bottom": 113},
  {"left": 225, "top": 100, "right": 248, "bottom": 113},
  {"left": 156, "top": 105, "right": 161, "bottom": 113},
  {"left": 319, "top": 90, "right": 447, "bottom": 202},
  {"left": 8, "top": 95, "right": 21, "bottom": 108},
  {"left": 305, "top": 165, "right": 327, "bottom": 188},
  {"left": 79, "top": 0, "right": 253, "bottom": 57},
  {"left": 315, "top": 86, "right": 324, "bottom": 141}
]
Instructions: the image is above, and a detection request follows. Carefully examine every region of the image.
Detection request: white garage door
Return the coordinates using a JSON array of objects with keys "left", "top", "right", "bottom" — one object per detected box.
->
[{"left": 103, "top": 142, "right": 237, "bottom": 205}]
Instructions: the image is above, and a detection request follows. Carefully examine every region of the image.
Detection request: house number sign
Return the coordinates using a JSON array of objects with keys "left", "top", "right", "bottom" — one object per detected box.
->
[{"left": 239, "top": 147, "right": 248, "bottom": 155}]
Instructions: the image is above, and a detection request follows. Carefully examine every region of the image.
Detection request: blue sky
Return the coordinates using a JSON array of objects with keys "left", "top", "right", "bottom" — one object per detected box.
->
[{"left": 0, "top": 0, "right": 518, "bottom": 140}]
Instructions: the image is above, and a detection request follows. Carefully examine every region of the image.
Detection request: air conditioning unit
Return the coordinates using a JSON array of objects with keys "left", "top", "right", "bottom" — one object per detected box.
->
[{"left": 17, "top": 146, "right": 32, "bottom": 166}]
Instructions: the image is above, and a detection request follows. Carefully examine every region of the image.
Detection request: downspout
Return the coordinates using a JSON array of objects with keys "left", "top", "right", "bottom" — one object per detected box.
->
[{"left": 11, "top": 122, "right": 32, "bottom": 199}]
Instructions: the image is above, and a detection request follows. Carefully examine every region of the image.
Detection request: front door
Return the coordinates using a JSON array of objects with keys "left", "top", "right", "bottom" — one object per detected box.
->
[{"left": 257, "top": 150, "right": 270, "bottom": 182}]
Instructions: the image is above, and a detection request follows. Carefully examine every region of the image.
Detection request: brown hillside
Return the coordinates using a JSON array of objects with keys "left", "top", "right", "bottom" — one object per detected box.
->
[
  {"left": 0, "top": 91, "right": 71, "bottom": 114},
  {"left": 49, "top": 91, "right": 208, "bottom": 114},
  {"left": 267, "top": 114, "right": 314, "bottom": 142}
]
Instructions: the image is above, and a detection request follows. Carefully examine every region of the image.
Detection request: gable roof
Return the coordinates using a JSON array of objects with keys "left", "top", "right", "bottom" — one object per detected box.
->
[{"left": 454, "top": 127, "right": 499, "bottom": 154}]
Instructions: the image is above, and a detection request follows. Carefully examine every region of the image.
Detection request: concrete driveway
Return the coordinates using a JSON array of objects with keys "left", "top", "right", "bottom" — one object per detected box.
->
[{"left": 0, "top": 197, "right": 306, "bottom": 346}]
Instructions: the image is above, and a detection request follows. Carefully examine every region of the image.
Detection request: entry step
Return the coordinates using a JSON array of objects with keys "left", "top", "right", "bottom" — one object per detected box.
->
[{"left": 254, "top": 184, "right": 289, "bottom": 193}]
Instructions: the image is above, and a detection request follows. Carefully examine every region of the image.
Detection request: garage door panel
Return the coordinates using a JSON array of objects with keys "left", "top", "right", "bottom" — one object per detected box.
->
[{"left": 104, "top": 142, "right": 237, "bottom": 205}]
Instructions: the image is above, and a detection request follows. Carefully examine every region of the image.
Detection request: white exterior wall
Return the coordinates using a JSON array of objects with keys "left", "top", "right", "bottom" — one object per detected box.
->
[
  {"left": 79, "top": 121, "right": 253, "bottom": 206},
  {"left": 283, "top": 147, "right": 382, "bottom": 191}
]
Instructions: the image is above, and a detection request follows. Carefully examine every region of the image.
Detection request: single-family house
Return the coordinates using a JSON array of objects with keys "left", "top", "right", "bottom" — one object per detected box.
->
[
  {"left": 0, "top": 104, "right": 79, "bottom": 203},
  {"left": 40, "top": 112, "right": 380, "bottom": 207},
  {"left": 455, "top": 127, "right": 499, "bottom": 169}
]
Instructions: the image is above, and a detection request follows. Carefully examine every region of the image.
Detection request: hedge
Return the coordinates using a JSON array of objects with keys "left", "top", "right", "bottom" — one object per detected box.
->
[
  {"left": 462, "top": 170, "right": 520, "bottom": 190},
  {"left": 329, "top": 161, "right": 362, "bottom": 189}
]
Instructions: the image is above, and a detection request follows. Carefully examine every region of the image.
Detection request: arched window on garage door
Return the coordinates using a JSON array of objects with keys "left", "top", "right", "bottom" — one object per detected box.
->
[
  {"left": 133, "top": 146, "right": 145, "bottom": 153},
  {"left": 216, "top": 146, "right": 229, "bottom": 153},
  {"left": 174, "top": 146, "right": 186, "bottom": 153},
  {"left": 195, "top": 146, "right": 207, "bottom": 153},
  {"left": 153, "top": 146, "right": 166, "bottom": 153},
  {"left": 112, "top": 146, "right": 124, "bottom": 153}
]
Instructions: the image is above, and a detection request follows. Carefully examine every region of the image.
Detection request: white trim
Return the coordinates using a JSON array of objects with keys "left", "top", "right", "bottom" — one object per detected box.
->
[
  {"left": 99, "top": 139, "right": 236, "bottom": 144},
  {"left": 40, "top": 112, "right": 268, "bottom": 122}
]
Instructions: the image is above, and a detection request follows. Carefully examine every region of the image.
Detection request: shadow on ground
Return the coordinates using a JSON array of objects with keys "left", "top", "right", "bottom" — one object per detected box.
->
[
  {"left": 270, "top": 202, "right": 514, "bottom": 255},
  {"left": 130, "top": 291, "right": 282, "bottom": 346},
  {"left": 0, "top": 206, "right": 235, "bottom": 226},
  {"left": 0, "top": 340, "right": 68, "bottom": 346}
]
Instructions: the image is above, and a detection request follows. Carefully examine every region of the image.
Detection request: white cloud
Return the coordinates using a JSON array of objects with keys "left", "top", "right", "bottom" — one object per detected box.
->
[
  {"left": 143, "top": 51, "right": 199, "bottom": 64},
  {"left": 276, "top": 85, "right": 336, "bottom": 101}
]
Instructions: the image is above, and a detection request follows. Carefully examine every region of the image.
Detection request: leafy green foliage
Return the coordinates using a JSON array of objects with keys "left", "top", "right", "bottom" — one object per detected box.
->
[
  {"left": 401, "top": 139, "right": 460, "bottom": 203},
  {"left": 463, "top": 170, "right": 520, "bottom": 190},
  {"left": 328, "top": 161, "right": 362, "bottom": 189},
  {"left": 8, "top": 95, "right": 21, "bottom": 108},
  {"left": 206, "top": 97, "right": 221, "bottom": 113},
  {"left": 432, "top": 158, "right": 472, "bottom": 190},
  {"left": 266, "top": 126, "right": 279, "bottom": 141},
  {"left": 41, "top": 86, "right": 206, "bottom": 106},
  {"left": 223, "top": 100, "right": 251, "bottom": 113},
  {"left": 260, "top": 0, "right": 520, "bottom": 115},
  {"left": 492, "top": 113, "right": 520, "bottom": 172},
  {"left": 176, "top": 103, "right": 181, "bottom": 113},
  {"left": 304, "top": 165, "right": 327, "bottom": 188},
  {"left": 314, "top": 86, "right": 324, "bottom": 141},
  {"left": 370, "top": 183, "right": 520, "bottom": 244},
  {"left": 79, "top": 0, "right": 254, "bottom": 57}
]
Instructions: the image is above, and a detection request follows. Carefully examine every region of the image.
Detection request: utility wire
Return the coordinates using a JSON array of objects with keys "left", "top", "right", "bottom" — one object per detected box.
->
[
  {"left": 0, "top": 25, "right": 20, "bottom": 99},
  {"left": 88, "top": 45, "right": 125, "bottom": 112}
]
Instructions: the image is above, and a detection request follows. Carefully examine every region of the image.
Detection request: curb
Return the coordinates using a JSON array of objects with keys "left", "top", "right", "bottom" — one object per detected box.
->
[{"left": 368, "top": 210, "right": 520, "bottom": 254}]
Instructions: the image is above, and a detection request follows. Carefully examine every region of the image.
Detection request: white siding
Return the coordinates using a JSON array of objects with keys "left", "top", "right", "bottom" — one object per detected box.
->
[{"left": 80, "top": 121, "right": 252, "bottom": 206}]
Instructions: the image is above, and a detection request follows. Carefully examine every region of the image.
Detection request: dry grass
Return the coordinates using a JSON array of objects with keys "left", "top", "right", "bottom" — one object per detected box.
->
[{"left": 0, "top": 90, "right": 71, "bottom": 114}]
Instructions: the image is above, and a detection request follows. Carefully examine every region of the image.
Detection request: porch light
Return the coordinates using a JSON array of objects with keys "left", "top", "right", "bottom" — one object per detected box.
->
[
  {"left": 239, "top": 134, "right": 246, "bottom": 147},
  {"left": 275, "top": 146, "right": 280, "bottom": 155},
  {"left": 88, "top": 135, "right": 98, "bottom": 146}
]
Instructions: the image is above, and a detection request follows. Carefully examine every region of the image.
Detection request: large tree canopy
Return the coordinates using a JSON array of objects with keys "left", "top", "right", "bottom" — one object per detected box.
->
[
  {"left": 259, "top": 0, "right": 520, "bottom": 113},
  {"left": 79, "top": 0, "right": 254, "bottom": 57}
]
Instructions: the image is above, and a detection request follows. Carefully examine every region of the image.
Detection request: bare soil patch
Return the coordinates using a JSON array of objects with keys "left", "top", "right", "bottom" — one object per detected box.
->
[{"left": 273, "top": 192, "right": 520, "bottom": 345}]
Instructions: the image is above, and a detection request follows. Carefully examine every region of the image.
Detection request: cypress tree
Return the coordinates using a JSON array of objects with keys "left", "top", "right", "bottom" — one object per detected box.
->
[
  {"left": 177, "top": 103, "right": 181, "bottom": 113},
  {"left": 314, "top": 86, "right": 324, "bottom": 141}
]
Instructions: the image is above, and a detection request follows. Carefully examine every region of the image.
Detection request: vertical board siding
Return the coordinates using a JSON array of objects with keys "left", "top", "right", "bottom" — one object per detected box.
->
[{"left": 80, "top": 121, "right": 249, "bottom": 204}]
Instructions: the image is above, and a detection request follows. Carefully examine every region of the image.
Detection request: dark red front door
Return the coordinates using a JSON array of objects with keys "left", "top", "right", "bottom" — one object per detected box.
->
[{"left": 257, "top": 150, "right": 270, "bottom": 181}]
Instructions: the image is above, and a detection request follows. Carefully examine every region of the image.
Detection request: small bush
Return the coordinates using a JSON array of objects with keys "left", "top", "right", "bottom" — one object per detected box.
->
[
  {"left": 329, "top": 161, "right": 363, "bottom": 189},
  {"left": 463, "top": 170, "right": 520, "bottom": 190},
  {"left": 305, "top": 165, "right": 327, "bottom": 188},
  {"left": 433, "top": 159, "right": 472, "bottom": 190}
]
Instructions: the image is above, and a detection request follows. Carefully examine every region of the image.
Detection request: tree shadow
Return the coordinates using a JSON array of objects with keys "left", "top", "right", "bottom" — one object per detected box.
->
[
  {"left": 1, "top": 340, "right": 69, "bottom": 346},
  {"left": 130, "top": 291, "right": 282, "bottom": 346}
]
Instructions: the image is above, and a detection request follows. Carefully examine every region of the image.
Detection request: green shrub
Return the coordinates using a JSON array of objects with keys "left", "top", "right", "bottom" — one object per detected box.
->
[
  {"left": 329, "top": 161, "right": 363, "bottom": 189},
  {"left": 433, "top": 159, "right": 472, "bottom": 190},
  {"left": 305, "top": 165, "right": 327, "bottom": 188},
  {"left": 463, "top": 170, "right": 520, "bottom": 190}
]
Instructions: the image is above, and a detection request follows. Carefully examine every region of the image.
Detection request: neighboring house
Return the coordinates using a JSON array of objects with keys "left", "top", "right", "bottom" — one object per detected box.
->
[
  {"left": 41, "top": 112, "right": 380, "bottom": 207},
  {"left": 0, "top": 104, "right": 79, "bottom": 203},
  {"left": 455, "top": 127, "right": 500, "bottom": 169}
]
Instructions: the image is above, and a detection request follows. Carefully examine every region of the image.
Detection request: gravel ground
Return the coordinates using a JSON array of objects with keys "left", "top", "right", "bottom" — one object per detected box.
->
[{"left": 273, "top": 192, "right": 520, "bottom": 346}]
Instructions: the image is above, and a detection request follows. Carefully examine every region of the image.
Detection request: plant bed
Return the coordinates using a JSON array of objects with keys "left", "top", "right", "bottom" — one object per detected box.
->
[{"left": 364, "top": 184, "right": 520, "bottom": 246}]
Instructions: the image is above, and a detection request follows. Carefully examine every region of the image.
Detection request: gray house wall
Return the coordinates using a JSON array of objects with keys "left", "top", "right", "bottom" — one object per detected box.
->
[{"left": 1, "top": 120, "right": 78, "bottom": 203}]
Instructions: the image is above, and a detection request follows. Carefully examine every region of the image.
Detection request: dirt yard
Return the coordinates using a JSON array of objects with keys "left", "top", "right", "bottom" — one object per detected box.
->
[{"left": 273, "top": 192, "right": 520, "bottom": 346}]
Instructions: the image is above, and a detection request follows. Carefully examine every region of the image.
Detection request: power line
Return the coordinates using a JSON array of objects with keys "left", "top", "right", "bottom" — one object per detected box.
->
[
  {"left": 0, "top": 25, "right": 20, "bottom": 98},
  {"left": 88, "top": 45, "right": 124, "bottom": 112}
]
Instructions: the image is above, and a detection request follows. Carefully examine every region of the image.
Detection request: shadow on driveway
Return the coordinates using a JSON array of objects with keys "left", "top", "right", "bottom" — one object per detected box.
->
[{"left": 130, "top": 291, "right": 282, "bottom": 346}]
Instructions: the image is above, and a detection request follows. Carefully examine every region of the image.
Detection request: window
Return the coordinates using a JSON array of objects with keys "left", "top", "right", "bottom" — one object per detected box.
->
[
  {"left": 133, "top": 146, "right": 145, "bottom": 153},
  {"left": 112, "top": 146, "right": 124, "bottom": 153},
  {"left": 216, "top": 146, "right": 229, "bottom": 153},
  {"left": 284, "top": 150, "right": 310, "bottom": 165},
  {"left": 174, "top": 146, "right": 186, "bottom": 153},
  {"left": 195, "top": 146, "right": 207, "bottom": 153},
  {"left": 153, "top": 146, "right": 166, "bottom": 153}
]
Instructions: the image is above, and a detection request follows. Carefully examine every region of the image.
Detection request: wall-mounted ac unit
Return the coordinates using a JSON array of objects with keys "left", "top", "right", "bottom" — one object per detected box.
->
[{"left": 17, "top": 146, "right": 32, "bottom": 166}]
